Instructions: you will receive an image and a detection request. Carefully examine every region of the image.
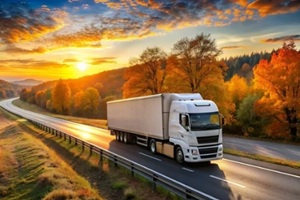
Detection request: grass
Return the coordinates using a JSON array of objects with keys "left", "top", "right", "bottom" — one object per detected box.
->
[
  {"left": 0, "top": 107, "right": 179, "bottom": 200},
  {"left": 0, "top": 109, "right": 101, "bottom": 200}
]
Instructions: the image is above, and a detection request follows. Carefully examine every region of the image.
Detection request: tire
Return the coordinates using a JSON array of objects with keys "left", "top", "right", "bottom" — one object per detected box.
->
[
  {"left": 120, "top": 132, "right": 124, "bottom": 143},
  {"left": 123, "top": 133, "right": 128, "bottom": 144},
  {"left": 149, "top": 139, "right": 156, "bottom": 154},
  {"left": 175, "top": 147, "right": 184, "bottom": 164},
  {"left": 116, "top": 132, "right": 120, "bottom": 141}
]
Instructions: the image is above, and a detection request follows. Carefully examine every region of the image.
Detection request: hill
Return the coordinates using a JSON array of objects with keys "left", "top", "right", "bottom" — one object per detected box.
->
[
  {"left": 12, "top": 79, "right": 43, "bottom": 86},
  {"left": 0, "top": 80, "right": 29, "bottom": 98}
]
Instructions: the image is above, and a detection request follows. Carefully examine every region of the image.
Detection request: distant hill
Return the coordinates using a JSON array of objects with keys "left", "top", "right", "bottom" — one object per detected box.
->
[
  {"left": 0, "top": 80, "right": 29, "bottom": 98},
  {"left": 12, "top": 79, "right": 43, "bottom": 86},
  {"left": 28, "top": 67, "right": 126, "bottom": 99}
]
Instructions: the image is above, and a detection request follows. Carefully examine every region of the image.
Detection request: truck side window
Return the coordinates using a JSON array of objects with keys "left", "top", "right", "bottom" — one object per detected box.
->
[{"left": 180, "top": 114, "right": 189, "bottom": 128}]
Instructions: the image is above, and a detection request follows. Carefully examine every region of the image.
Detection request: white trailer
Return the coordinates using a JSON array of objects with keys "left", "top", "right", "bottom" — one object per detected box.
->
[{"left": 107, "top": 93, "right": 223, "bottom": 164}]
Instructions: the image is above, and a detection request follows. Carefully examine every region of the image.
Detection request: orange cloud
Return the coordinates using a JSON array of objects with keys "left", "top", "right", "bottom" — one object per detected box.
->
[
  {"left": 221, "top": 45, "right": 245, "bottom": 50},
  {"left": 0, "top": 3, "right": 67, "bottom": 45},
  {"left": 248, "top": 0, "right": 300, "bottom": 17}
]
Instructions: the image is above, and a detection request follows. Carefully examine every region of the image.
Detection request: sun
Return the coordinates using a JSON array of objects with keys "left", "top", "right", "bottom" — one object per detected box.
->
[{"left": 76, "top": 62, "right": 88, "bottom": 71}]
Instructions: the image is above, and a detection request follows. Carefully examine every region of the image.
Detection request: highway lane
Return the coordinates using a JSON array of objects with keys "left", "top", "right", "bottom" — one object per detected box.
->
[
  {"left": 224, "top": 137, "right": 300, "bottom": 161},
  {"left": 1, "top": 98, "right": 300, "bottom": 200}
]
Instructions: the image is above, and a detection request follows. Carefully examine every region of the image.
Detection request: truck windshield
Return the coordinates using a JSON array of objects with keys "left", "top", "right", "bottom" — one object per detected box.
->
[{"left": 189, "top": 112, "right": 220, "bottom": 131}]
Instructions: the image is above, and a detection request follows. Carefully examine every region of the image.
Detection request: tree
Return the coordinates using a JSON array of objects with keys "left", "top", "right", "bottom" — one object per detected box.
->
[
  {"left": 171, "top": 33, "right": 222, "bottom": 92},
  {"left": 81, "top": 87, "right": 100, "bottom": 117},
  {"left": 253, "top": 41, "right": 300, "bottom": 140},
  {"left": 51, "top": 79, "right": 71, "bottom": 115},
  {"left": 226, "top": 75, "right": 249, "bottom": 109},
  {"left": 237, "top": 93, "right": 268, "bottom": 136},
  {"left": 123, "top": 47, "right": 167, "bottom": 98}
]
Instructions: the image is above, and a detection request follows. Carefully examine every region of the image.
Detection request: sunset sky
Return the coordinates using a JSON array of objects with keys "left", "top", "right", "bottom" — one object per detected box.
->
[{"left": 1, "top": 0, "right": 300, "bottom": 82}]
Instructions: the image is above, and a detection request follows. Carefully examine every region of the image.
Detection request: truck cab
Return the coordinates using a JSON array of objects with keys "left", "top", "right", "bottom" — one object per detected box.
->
[{"left": 168, "top": 100, "right": 223, "bottom": 163}]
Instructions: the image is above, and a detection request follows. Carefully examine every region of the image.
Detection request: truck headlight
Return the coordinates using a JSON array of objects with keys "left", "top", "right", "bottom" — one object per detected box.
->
[{"left": 191, "top": 149, "right": 198, "bottom": 155}]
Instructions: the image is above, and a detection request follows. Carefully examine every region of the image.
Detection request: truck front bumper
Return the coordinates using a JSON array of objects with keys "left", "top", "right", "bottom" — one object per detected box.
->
[{"left": 184, "top": 144, "right": 223, "bottom": 163}]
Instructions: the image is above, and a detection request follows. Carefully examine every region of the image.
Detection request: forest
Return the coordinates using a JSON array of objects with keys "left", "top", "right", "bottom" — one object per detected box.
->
[{"left": 19, "top": 34, "right": 300, "bottom": 141}]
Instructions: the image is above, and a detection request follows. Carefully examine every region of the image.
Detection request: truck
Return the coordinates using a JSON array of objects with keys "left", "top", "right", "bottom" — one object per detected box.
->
[{"left": 107, "top": 93, "right": 223, "bottom": 164}]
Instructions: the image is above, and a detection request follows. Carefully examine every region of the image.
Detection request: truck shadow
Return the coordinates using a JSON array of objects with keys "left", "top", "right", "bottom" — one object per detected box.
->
[{"left": 183, "top": 162, "right": 238, "bottom": 200}]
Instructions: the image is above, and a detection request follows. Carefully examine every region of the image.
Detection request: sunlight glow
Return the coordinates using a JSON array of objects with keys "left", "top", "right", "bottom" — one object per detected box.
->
[{"left": 76, "top": 62, "right": 88, "bottom": 71}]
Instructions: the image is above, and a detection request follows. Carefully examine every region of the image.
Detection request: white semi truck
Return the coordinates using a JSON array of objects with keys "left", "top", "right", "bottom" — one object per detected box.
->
[{"left": 107, "top": 93, "right": 223, "bottom": 164}]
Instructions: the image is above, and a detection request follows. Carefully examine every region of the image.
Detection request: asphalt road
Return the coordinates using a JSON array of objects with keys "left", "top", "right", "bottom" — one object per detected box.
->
[
  {"left": 1, "top": 98, "right": 300, "bottom": 200},
  {"left": 223, "top": 136, "right": 300, "bottom": 161}
]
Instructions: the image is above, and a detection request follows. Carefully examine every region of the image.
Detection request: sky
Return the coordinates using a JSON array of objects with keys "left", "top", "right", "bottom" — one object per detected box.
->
[{"left": 0, "top": 0, "right": 300, "bottom": 82}]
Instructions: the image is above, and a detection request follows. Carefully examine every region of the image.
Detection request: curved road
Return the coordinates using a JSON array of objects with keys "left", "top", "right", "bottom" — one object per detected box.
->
[{"left": 1, "top": 98, "right": 300, "bottom": 200}]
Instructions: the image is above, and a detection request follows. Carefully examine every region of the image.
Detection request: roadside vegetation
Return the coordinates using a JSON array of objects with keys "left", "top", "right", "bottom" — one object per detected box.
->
[
  {"left": 0, "top": 109, "right": 101, "bottom": 200},
  {"left": 0, "top": 107, "right": 179, "bottom": 200}
]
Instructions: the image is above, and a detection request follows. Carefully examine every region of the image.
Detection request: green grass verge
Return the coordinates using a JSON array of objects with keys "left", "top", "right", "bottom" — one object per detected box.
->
[
  {"left": 224, "top": 148, "right": 300, "bottom": 169},
  {"left": 0, "top": 109, "right": 101, "bottom": 200},
  {"left": 0, "top": 107, "right": 180, "bottom": 200}
]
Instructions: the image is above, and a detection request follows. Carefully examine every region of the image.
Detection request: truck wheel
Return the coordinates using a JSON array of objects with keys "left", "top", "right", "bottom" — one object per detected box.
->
[
  {"left": 123, "top": 133, "right": 128, "bottom": 144},
  {"left": 116, "top": 132, "right": 120, "bottom": 141},
  {"left": 175, "top": 147, "right": 184, "bottom": 164},
  {"left": 149, "top": 139, "right": 156, "bottom": 154}
]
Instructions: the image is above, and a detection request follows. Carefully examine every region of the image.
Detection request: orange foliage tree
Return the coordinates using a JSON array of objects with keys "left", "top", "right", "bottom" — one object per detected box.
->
[
  {"left": 253, "top": 41, "right": 300, "bottom": 140},
  {"left": 123, "top": 47, "right": 167, "bottom": 98},
  {"left": 51, "top": 79, "right": 71, "bottom": 115}
]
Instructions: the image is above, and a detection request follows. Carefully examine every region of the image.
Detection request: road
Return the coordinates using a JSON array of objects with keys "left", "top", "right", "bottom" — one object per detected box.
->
[
  {"left": 223, "top": 136, "right": 300, "bottom": 161},
  {"left": 1, "top": 98, "right": 300, "bottom": 200}
]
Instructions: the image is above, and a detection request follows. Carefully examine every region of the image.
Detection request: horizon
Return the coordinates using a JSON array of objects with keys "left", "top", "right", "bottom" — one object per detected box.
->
[{"left": 1, "top": 0, "right": 300, "bottom": 82}]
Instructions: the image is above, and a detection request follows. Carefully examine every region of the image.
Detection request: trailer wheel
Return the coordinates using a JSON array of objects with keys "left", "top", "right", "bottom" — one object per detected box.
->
[
  {"left": 175, "top": 147, "right": 184, "bottom": 164},
  {"left": 123, "top": 133, "right": 128, "bottom": 144},
  {"left": 116, "top": 132, "right": 120, "bottom": 141},
  {"left": 149, "top": 139, "right": 156, "bottom": 154}
]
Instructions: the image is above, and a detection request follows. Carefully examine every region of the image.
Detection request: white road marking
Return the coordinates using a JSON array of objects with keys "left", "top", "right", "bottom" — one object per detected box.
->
[
  {"left": 139, "top": 152, "right": 162, "bottom": 161},
  {"left": 182, "top": 167, "right": 194, "bottom": 172},
  {"left": 210, "top": 175, "right": 246, "bottom": 188},
  {"left": 223, "top": 158, "right": 300, "bottom": 179}
]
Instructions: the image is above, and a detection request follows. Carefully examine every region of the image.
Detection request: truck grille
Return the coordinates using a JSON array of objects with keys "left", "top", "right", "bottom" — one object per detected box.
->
[
  {"left": 197, "top": 136, "right": 219, "bottom": 144},
  {"left": 199, "top": 147, "right": 218, "bottom": 159}
]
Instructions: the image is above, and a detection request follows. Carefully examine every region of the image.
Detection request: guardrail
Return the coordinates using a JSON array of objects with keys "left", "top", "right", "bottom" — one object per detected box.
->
[{"left": 1, "top": 103, "right": 211, "bottom": 200}]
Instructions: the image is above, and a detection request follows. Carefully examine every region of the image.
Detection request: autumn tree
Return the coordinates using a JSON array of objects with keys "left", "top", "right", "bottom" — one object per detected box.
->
[
  {"left": 226, "top": 74, "right": 249, "bottom": 109},
  {"left": 51, "top": 79, "right": 71, "bottom": 115},
  {"left": 81, "top": 87, "right": 100, "bottom": 117},
  {"left": 253, "top": 41, "right": 300, "bottom": 140},
  {"left": 171, "top": 33, "right": 222, "bottom": 93},
  {"left": 123, "top": 47, "right": 167, "bottom": 98}
]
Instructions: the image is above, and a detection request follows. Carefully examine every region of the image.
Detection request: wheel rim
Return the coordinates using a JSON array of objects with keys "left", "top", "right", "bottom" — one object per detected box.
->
[
  {"left": 124, "top": 133, "right": 127, "bottom": 143},
  {"left": 150, "top": 140, "right": 156, "bottom": 153},
  {"left": 176, "top": 148, "right": 183, "bottom": 164}
]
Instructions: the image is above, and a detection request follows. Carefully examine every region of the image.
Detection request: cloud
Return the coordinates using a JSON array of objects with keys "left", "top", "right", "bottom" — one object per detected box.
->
[
  {"left": 90, "top": 57, "right": 116, "bottom": 65},
  {"left": 3, "top": 46, "right": 47, "bottom": 54},
  {"left": 0, "top": 59, "right": 69, "bottom": 69},
  {"left": 0, "top": 2, "right": 67, "bottom": 45},
  {"left": 221, "top": 45, "right": 245, "bottom": 50},
  {"left": 248, "top": 0, "right": 300, "bottom": 17},
  {"left": 1, "top": 0, "right": 300, "bottom": 53},
  {"left": 261, "top": 35, "right": 300, "bottom": 43}
]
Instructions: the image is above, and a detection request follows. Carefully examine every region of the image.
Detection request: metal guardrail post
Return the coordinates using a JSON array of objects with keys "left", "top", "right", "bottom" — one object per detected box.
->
[
  {"left": 69, "top": 135, "right": 71, "bottom": 144},
  {"left": 89, "top": 146, "right": 93, "bottom": 155}
]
